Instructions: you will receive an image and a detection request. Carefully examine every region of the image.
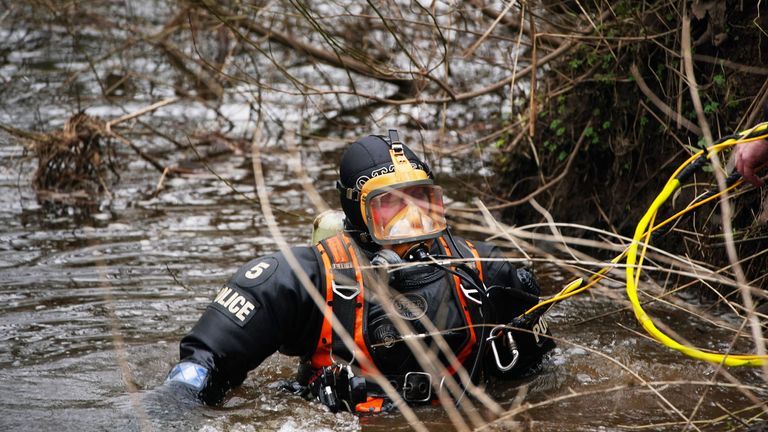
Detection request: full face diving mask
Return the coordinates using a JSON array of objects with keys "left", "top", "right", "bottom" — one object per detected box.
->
[{"left": 359, "top": 135, "right": 447, "bottom": 244}]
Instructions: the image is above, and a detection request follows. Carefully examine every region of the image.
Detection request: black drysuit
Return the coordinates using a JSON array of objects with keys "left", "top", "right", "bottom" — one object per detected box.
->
[{"left": 166, "top": 233, "right": 554, "bottom": 407}]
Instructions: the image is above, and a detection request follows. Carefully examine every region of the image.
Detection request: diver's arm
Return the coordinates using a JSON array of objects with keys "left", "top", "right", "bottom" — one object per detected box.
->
[
  {"left": 162, "top": 247, "right": 323, "bottom": 405},
  {"left": 165, "top": 298, "right": 281, "bottom": 405},
  {"left": 467, "top": 241, "right": 541, "bottom": 322},
  {"left": 471, "top": 242, "right": 555, "bottom": 378},
  {"left": 496, "top": 308, "right": 556, "bottom": 378}
]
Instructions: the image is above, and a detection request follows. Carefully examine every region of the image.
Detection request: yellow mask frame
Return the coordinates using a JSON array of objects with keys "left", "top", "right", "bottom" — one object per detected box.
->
[{"left": 358, "top": 144, "right": 445, "bottom": 244}]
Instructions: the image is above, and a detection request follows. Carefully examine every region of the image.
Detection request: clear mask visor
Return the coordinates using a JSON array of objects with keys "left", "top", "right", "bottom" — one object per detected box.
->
[{"left": 366, "top": 184, "right": 446, "bottom": 244}]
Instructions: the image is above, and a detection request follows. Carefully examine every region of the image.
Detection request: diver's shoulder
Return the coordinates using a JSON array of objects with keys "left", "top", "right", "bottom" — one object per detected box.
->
[
  {"left": 442, "top": 234, "right": 497, "bottom": 257},
  {"left": 229, "top": 246, "right": 319, "bottom": 289}
]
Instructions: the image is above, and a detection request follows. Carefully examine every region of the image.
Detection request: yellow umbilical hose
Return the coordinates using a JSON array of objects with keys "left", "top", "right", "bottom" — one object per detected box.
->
[
  {"left": 626, "top": 122, "right": 768, "bottom": 366},
  {"left": 523, "top": 121, "right": 768, "bottom": 366}
]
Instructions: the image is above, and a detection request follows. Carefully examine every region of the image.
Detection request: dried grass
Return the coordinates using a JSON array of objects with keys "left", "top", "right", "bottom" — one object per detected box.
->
[{"left": 3, "top": 0, "right": 767, "bottom": 429}]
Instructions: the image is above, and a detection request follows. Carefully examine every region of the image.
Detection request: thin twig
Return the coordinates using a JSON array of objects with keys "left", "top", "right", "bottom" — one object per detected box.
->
[
  {"left": 630, "top": 64, "right": 702, "bottom": 135},
  {"left": 250, "top": 123, "right": 430, "bottom": 432},
  {"left": 487, "top": 119, "right": 592, "bottom": 210},
  {"left": 106, "top": 97, "right": 179, "bottom": 130},
  {"left": 683, "top": 7, "right": 768, "bottom": 380},
  {"left": 463, "top": 0, "right": 516, "bottom": 58}
]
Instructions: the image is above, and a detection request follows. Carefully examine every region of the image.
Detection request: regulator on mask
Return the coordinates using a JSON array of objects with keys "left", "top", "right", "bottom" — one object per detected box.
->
[
  {"left": 370, "top": 248, "right": 402, "bottom": 286},
  {"left": 370, "top": 242, "right": 430, "bottom": 286}
]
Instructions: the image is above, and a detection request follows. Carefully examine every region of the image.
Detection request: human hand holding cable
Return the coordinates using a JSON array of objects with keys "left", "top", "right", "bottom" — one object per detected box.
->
[{"left": 735, "top": 138, "right": 768, "bottom": 187}]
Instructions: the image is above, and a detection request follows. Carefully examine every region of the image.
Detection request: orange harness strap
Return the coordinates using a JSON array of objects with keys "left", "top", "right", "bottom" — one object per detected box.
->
[
  {"left": 311, "top": 233, "right": 374, "bottom": 371},
  {"left": 313, "top": 234, "right": 484, "bottom": 380},
  {"left": 355, "top": 396, "right": 385, "bottom": 414},
  {"left": 464, "top": 240, "right": 484, "bottom": 281},
  {"left": 437, "top": 236, "right": 482, "bottom": 374},
  {"left": 339, "top": 234, "right": 374, "bottom": 369},
  {"left": 312, "top": 241, "right": 335, "bottom": 368}
]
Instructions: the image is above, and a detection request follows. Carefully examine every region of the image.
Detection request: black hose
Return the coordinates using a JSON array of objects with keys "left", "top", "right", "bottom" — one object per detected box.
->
[{"left": 651, "top": 170, "right": 743, "bottom": 241}]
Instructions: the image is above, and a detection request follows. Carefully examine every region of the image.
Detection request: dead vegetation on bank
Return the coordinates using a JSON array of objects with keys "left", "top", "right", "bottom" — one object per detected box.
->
[
  {"left": 2, "top": 0, "right": 768, "bottom": 430},
  {"left": 0, "top": 98, "right": 178, "bottom": 201},
  {"left": 4, "top": 1, "right": 766, "bottom": 224},
  {"left": 505, "top": 0, "right": 768, "bottom": 320}
]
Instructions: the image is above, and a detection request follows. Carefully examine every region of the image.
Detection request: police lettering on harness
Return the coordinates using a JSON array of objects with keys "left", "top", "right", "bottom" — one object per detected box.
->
[
  {"left": 532, "top": 316, "right": 549, "bottom": 345},
  {"left": 210, "top": 286, "right": 258, "bottom": 327}
]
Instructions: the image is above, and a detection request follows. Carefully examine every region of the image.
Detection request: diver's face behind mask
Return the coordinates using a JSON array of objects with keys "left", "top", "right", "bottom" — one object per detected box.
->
[{"left": 364, "top": 182, "right": 446, "bottom": 244}]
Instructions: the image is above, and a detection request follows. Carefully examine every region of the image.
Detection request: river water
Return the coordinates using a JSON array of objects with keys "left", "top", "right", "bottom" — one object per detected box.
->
[{"left": 1, "top": 4, "right": 766, "bottom": 432}]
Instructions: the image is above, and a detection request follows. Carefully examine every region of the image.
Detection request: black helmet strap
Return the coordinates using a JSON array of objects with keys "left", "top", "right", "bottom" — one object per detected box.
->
[
  {"left": 336, "top": 180, "right": 360, "bottom": 201},
  {"left": 387, "top": 129, "right": 403, "bottom": 154}
]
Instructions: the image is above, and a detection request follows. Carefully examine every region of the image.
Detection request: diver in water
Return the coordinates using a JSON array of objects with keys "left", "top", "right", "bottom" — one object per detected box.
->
[{"left": 160, "top": 130, "right": 555, "bottom": 413}]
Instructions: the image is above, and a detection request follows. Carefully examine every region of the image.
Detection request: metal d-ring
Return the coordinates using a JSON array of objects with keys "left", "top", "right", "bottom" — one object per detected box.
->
[{"left": 328, "top": 345, "right": 357, "bottom": 367}]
